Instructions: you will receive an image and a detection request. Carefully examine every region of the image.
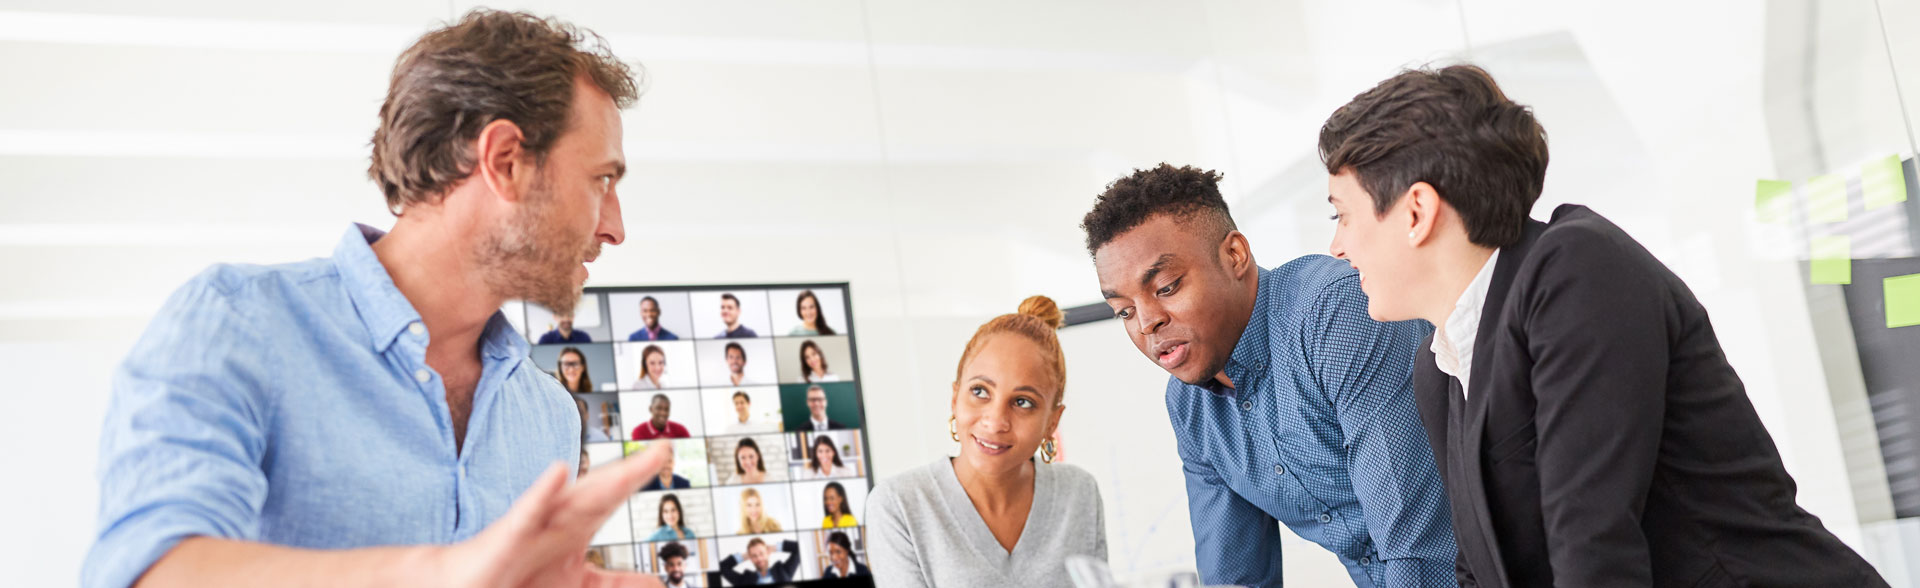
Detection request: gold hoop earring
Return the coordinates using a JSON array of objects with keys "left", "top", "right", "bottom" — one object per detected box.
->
[
  {"left": 949, "top": 416, "right": 959, "bottom": 442},
  {"left": 1041, "top": 438, "right": 1057, "bottom": 464}
]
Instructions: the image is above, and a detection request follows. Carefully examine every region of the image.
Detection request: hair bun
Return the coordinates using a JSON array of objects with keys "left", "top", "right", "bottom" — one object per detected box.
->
[{"left": 1016, "top": 295, "right": 1065, "bottom": 329}]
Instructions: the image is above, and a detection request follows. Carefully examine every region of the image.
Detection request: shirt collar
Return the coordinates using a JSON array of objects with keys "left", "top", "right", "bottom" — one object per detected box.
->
[
  {"left": 1206, "top": 267, "right": 1275, "bottom": 396},
  {"left": 1431, "top": 249, "right": 1500, "bottom": 380},
  {"left": 333, "top": 223, "right": 526, "bottom": 361}
]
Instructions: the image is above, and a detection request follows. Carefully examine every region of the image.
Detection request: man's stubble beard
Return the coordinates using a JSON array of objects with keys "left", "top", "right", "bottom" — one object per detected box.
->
[{"left": 476, "top": 171, "right": 600, "bottom": 316}]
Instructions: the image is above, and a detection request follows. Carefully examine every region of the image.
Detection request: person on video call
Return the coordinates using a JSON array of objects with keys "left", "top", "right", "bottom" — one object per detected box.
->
[
  {"left": 868, "top": 296, "right": 1106, "bottom": 588},
  {"left": 627, "top": 295, "right": 680, "bottom": 341},
  {"left": 630, "top": 344, "right": 673, "bottom": 390},
  {"left": 642, "top": 450, "right": 693, "bottom": 491},
  {"left": 733, "top": 437, "right": 770, "bottom": 484},
  {"left": 724, "top": 390, "right": 773, "bottom": 435},
  {"left": 796, "top": 384, "right": 845, "bottom": 432},
  {"left": 735, "top": 488, "right": 784, "bottom": 534},
  {"left": 1082, "top": 165, "right": 1456, "bottom": 587},
  {"left": 587, "top": 399, "right": 618, "bottom": 442},
  {"left": 656, "top": 541, "right": 694, "bottom": 588},
  {"left": 719, "top": 537, "right": 799, "bottom": 585},
  {"left": 631, "top": 393, "right": 690, "bottom": 440},
  {"left": 787, "top": 289, "right": 838, "bottom": 336},
  {"left": 646, "top": 494, "right": 695, "bottom": 542},
  {"left": 798, "top": 340, "right": 840, "bottom": 383},
  {"left": 1318, "top": 65, "right": 1889, "bottom": 588},
  {"left": 800, "top": 434, "right": 851, "bottom": 480},
  {"left": 821, "top": 531, "right": 870, "bottom": 579},
  {"left": 539, "top": 310, "right": 593, "bottom": 344},
  {"left": 83, "top": 10, "right": 673, "bottom": 588},
  {"left": 721, "top": 342, "right": 755, "bottom": 386},
  {"left": 555, "top": 346, "right": 594, "bottom": 393},
  {"left": 821, "top": 481, "right": 858, "bottom": 528},
  {"left": 713, "top": 293, "right": 757, "bottom": 338}
]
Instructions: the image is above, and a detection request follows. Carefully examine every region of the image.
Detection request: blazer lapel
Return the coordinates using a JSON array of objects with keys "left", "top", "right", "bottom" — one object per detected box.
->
[{"left": 1458, "top": 218, "right": 1546, "bottom": 588}]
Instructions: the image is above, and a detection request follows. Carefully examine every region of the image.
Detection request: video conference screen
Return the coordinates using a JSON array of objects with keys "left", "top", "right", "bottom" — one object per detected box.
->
[{"left": 513, "top": 284, "right": 875, "bottom": 587}]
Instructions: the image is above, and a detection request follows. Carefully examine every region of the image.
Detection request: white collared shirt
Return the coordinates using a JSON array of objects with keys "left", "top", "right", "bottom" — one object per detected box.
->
[
  {"left": 1432, "top": 249, "right": 1500, "bottom": 397},
  {"left": 812, "top": 417, "right": 830, "bottom": 431}
]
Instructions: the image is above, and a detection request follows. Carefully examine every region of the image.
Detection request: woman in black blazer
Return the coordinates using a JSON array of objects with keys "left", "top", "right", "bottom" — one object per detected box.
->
[{"left": 1316, "top": 64, "right": 1887, "bottom": 588}]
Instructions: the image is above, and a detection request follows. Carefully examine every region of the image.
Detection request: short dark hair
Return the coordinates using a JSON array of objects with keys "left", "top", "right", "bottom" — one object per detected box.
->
[
  {"left": 370, "top": 9, "right": 641, "bottom": 214},
  {"left": 1081, "top": 164, "right": 1237, "bottom": 257},
  {"left": 639, "top": 295, "right": 658, "bottom": 308},
  {"left": 1317, "top": 64, "right": 1548, "bottom": 248},
  {"left": 746, "top": 538, "right": 767, "bottom": 551},
  {"left": 725, "top": 342, "right": 746, "bottom": 359},
  {"left": 732, "top": 390, "right": 750, "bottom": 403},
  {"left": 650, "top": 393, "right": 669, "bottom": 408},
  {"left": 720, "top": 293, "right": 740, "bottom": 306},
  {"left": 657, "top": 541, "right": 687, "bottom": 561}
]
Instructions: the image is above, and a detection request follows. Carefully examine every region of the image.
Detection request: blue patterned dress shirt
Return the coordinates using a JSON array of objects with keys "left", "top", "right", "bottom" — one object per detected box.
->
[
  {"left": 1166, "top": 255, "right": 1456, "bottom": 587},
  {"left": 83, "top": 224, "right": 581, "bottom": 588}
]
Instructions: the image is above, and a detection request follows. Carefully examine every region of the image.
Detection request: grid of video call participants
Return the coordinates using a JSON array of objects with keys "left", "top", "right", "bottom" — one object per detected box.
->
[{"left": 510, "top": 285, "right": 874, "bottom": 587}]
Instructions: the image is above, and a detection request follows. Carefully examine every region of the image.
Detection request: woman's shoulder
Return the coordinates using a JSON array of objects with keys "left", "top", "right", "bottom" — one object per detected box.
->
[{"left": 1041, "top": 462, "right": 1103, "bottom": 497}]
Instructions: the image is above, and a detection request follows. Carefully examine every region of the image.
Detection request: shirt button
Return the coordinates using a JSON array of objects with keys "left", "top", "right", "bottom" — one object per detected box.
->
[
  {"left": 1240, "top": 400, "right": 1253, "bottom": 411},
  {"left": 1360, "top": 556, "right": 1372, "bottom": 565},
  {"left": 1273, "top": 464, "right": 1285, "bottom": 476},
  {"left": 414, "top": 369, "right": 430, "bottom": 383},
  {"left": 1319, "top": 513, "right": 1332, "bottom": 524},
  {"left": 409, "top": 322, "right": 425, "bottom": 337}
]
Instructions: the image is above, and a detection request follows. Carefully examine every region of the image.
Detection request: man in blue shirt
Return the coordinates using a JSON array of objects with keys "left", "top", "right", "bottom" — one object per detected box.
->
[
  {"left": 1082, "top": 164, "right": 1456, "bottom": 587},
  {"left": 538, "top": 312, "right": 594, "bottom": 344},
  {"left": 627, "top": 295, "right": 680, "bottom": 341},
  {"left": 85, "top": 10, "right": 670, "bottom": 588}
]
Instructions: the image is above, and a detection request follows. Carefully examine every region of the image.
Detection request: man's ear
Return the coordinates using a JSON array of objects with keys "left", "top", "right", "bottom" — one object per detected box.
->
[
  {"left": 1220, "top": 229, "right": 1255, "bottom": 278},
  {"left": 475, "top": 118, "right": 530, "bottom": 203}
]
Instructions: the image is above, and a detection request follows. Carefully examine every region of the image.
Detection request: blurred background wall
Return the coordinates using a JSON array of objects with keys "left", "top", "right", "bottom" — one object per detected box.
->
[{"left": 4, "top": 0, "right": 1920, "bottom": 584}]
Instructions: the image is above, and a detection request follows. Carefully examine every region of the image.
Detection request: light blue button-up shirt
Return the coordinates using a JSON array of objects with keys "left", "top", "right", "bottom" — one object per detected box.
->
[
  {"left": 84, "top": 224, "right": 581, "bottom": 588},
  {"left": 1166, "top": 255, "right": 1455, "bottom": 588}
]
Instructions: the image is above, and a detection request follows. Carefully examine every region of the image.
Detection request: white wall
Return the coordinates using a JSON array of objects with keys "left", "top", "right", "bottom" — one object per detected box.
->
[{"left": 3, "top": 0, "right": 1917, "bottom": 586}]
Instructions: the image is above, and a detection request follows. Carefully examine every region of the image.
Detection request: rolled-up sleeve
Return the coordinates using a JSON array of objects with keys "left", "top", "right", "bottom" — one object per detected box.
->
[{"left": 84, "top": 271, "right": 271, "bottom": 588}]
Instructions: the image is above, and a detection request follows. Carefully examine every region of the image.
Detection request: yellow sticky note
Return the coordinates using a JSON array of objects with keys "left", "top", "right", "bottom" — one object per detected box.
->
[
  {"left": 1808, "top": 174, "right": 1848, "bottom": 223},
  {"left": 1811, "top": 236, "right": 1851, "bottom": 285},
  {"left": 1862, "top": 155, "right": 1908, "bottom": 210},
  {"left": 1888, "top": 273, "right": 1920, "bottom": 328},
  {"left": 1755, "top": 179, "right": 1792, "bottom": 223}
]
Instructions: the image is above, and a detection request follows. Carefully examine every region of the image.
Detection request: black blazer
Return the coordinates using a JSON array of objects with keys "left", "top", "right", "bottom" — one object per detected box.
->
[
  {"left": 719, "top": 539, "right": 801, "bottom": 585},
  {"left": 796, "top": 418, "right": 847, "bottom": 433},
  {"left": 1414, "top": 205, "right": 1887, "bottom": 588},
  {"left": 823, "top": 560, "right": 871, "bottom": 578}
]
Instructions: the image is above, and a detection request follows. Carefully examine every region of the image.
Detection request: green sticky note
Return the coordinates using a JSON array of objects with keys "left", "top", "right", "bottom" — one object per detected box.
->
[
  {"left": 1888, "top": 273, "right": 1920, "bottom": 328},
  {"left": 1811, "top": 235, "right": 1851, "bottom": 284},
  {"left": 1755, "top": 179, "right": 1792, "bottom": 223},
  {"left": 1862, "top": 154, "right": 1908, "bottom": 210},
  {"left": 1808, "top": 174, "right": 1848, "bottom": 223}
]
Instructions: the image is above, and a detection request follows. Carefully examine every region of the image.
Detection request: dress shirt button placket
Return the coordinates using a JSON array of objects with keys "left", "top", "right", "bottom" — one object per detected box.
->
[
  {"left": 1273, "top": 464, "right": 1286, "bottom": 476},
  {"left": 1318, "top": 512, "right": 1333, "bottom": 524},
  {"left": 1241, "top": 400, "right": 1253, "bottom": 411}
]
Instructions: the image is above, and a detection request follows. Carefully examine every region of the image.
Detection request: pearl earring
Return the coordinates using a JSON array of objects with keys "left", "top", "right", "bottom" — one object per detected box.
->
[{"left": 1408, "top": 231, "right": 1415, "bottom": 239}]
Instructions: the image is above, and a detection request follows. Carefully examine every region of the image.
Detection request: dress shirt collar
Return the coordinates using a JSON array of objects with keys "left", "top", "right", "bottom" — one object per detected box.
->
[
  {"left": 1431, "top": 248, "right": 1499, "bottom": 392},
  {"left": 333, "top": 223, "right": 525, "bottom": 361},
  {"left": 1207, "top": 268, "right": 1275, "bottom": 397}
]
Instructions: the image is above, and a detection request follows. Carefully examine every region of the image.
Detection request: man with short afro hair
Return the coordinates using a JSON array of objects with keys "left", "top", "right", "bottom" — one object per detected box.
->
[{"left": 1084, "top": 163, "right": 1457, "bottom": 587}]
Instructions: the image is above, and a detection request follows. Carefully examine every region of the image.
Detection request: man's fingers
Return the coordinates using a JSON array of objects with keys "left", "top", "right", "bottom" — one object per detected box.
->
[
  {"left": 582, "top": 563, "right": 667, "bottom": 588},
  {"left": 554, "top": 442, "right": 670, "bottom": 530}
]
